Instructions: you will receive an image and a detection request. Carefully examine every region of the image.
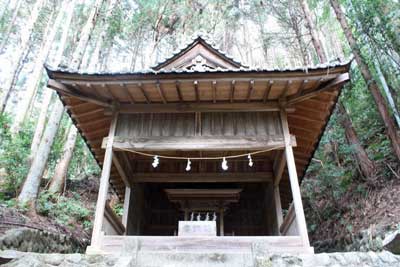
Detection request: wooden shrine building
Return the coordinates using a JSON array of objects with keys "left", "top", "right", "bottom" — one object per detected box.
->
[{"left": 45, "top": 36, "right": 350, "bottom": 254}]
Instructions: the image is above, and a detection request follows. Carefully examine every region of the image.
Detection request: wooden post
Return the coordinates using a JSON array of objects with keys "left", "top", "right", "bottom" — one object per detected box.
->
[
  {"left": 219, "top": 208, "right": 224, "bottom": 236},
  {"left": 184, "top": 209, "right": 189, "bottom": 221},
  {"left": 274, "top": 185, "right": 284, "bottom": 235},
  {"left": 90, "top": 111, "right": 119, "bottom": 248},
  {"left": 280, "top": 109, "right": 310, "bottom": 247},
  {"left": 122, "top": 186, "right": 131, "bottom": 233}
]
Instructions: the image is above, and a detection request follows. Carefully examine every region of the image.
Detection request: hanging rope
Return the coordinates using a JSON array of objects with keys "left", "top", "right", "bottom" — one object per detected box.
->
[{"left": 116, "top": 145, "right": 283, "bottom": 160}]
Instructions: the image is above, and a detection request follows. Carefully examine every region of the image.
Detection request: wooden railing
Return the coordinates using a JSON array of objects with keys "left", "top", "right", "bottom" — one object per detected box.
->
[
  {"left": 103, "top": 201, "right": 125, "bottom": 235},
  {"left": 280, "top": 204, "right": 297, "bottom": 236}
]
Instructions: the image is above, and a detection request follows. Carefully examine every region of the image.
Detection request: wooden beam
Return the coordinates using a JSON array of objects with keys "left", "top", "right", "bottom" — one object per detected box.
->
[
  {"left": 279, "top": 81, "right": 292, "bottom": 98},
  {"left": 119, "top": 151, "right": 135, "bottom": 176},
  {"left": 104, "top": 135, "right": 296, "bottom": 151},
  {"left": 219, "top": 208, "right": 224, "bottom": 236},
  {"left": 288, "top": 113, "right": 323, "bottom": 124},
  {"left": 113, "top": 101, "right": 292, "bottom": 114},
  {"left": 71, "top": 108, "right": 104, "bottom": 119},
  {"left": 280, "top": 109, "right": 310, "bottom": 247},
  {"left": 194, "top": 80, "right": 199, "bottom": 102},
  {"left": 246, "top": 80, "right": 254, "bottom": 102},
  {"left": 104, "top": 84, "right": 118, "bottom": 100},
  {"left": 175, "top": 81, "right": 183, "bottom": 102},
  {"left": 273, "top": 150, "right": 286, "bottom": 186},
  {"left": 230, "top": 80, "right": 235, "bottom": 103},
  {"left": 112, "top": 152, "right": 131, "bottom": 187},
  {"left": 104, "top": 201, "right": 125, "bottom": 235},
  {"left": 58, "top": 73, "right": 340, "bottom": 86},
  {"left": 263, "top": 81, "right": 273, "bottom": 103},
  {"left": 138, "top": 82, "right": 150, "bottom": 104},
  {"left": 84, "top": 128, "right": 108, "bottom": 138},
  {"left": 287, "top": 73, "right": 349, "bottom": 105},
  {"left": 274, "top": 186, "right": 284, "bottom": 234},
  {"left": 77, "top": 117, "right": 110, "bottom": 128},
  {"left": 121, "top": 83, "right": 136, "bottom": 104},
  {"left": 291, "top": 80, "right": 308, "bottom": 100},
  {"left": 212, "top": 81, "right": 217, "bottom": 103},
  {"left": 66, "top": 101, "right": 89, "bottom": 110},
  {"left": 156, "top": 82, "right": 167, "bottom": 104},
  {"left": 130, "top": 172, "right": 274, "bottom": 183},
  {"left": 121, "top": 186, "right": 131, "bottom": 231},
  {"left": 280, "top": 203, "right": 296, "bottom": 235},
  {"left": 91, "top": 110, "right": 118, "bottom": 248},
  {"left": 48, "top": 79, "right": 112, "bottom": 107}
]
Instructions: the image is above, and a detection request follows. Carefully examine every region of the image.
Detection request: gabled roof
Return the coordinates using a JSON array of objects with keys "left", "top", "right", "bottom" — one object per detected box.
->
[
  {"left": 151, "top": 35, "right": 248, "bottom": 71},
  {"left": 45, "top": 58, "right": 351, "bottom": 205}
]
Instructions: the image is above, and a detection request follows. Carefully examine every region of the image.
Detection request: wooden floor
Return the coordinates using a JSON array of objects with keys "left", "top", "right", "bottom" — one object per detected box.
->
[{"left": 92, "top": 235, "right": 314, "bottom": 255}]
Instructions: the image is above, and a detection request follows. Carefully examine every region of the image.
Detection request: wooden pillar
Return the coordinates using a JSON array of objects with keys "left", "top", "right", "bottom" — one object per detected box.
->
[
  {"left": 184, "top": 209, "right": 189, "bottom": 221},
  {"left": 280, "top": 109, "right": 310, "bottom": 247},
  {"left": 219, "top": 208, "right": 224, "bottom": 236},
  {"left": 274, "top": 185, "right": 284, "bottom": 235},
  {"left": 90, "top": 111, "right": 119, "bottom": 248},
  {"left": 122, "top": 186, "right": 131, "bottom": 233}
]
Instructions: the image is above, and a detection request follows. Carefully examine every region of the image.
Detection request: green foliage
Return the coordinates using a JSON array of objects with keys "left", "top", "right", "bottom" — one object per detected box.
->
[
  {"left": 113, "top": 203, "right": 123, "bottom": 217},
  {"left": 0, "top": 113, "right": 33, "bottom": 199},
  {"left": 37, "top": 190, "right": 92, "bottom": 230}
]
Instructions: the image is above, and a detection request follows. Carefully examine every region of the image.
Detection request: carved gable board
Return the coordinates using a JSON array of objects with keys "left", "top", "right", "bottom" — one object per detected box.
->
[{"left": 151, "top": 36, "right": 247, "bottom": 71}]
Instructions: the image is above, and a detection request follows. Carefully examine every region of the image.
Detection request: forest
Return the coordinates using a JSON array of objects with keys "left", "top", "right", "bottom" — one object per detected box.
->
[{"left": 0, "top": 0, "right": 399, "bottom": 252}]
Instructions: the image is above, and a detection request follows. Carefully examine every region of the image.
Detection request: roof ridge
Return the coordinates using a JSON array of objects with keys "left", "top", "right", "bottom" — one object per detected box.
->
[{"left": 45, "top": 58, "right": 352, "bottom": 76}]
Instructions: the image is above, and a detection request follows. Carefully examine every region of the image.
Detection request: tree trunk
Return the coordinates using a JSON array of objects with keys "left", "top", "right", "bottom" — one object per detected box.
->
[
  {"left": 30, "top": 89, "right": 53, "bottom": 159},
  {"left": 0, "top": 0, "right": 22, "bottom": 53},
  {"left": 300, "top": 0, "right": 378, "bottom": 179},
  {"left": 87, "top": 0, "right": 118, "bottom": 72},
  {"left": 330, "top": 0, "right": 400, "bottom": 161},
  {"left": 29, "top": 0, "right": 76, "bottom": 158},
  {"left": 17, "top": 101, "right": 64, "bottom": 209},
  {"left": 338, "top": 102, "right": 377, "bottom": 179},
  {"left": 19, "top": 0, "right": 103, "bottom": 211},
  {"left": 373, "top": 58, "right": 400, "bottom": 128},
  {"left": 0, "top": 0, "right": 46, "bottom": 113},
  {"left": 46, "top": 0, "right": 104, "bottom": 196},
  {"left": 51, "top": 0, "right": 77, "bottom": 67},
  {"left": 299, "top": 0, "right": 327, "bottom": 63},
  {"left": 11, "top": 3, "right": 67, "bottom": 133},
  {"left": 290, "top": 15, "right": 309, "bottom": 65},
  {"left": 48, "top": 126, "right": 78, "bottom": 193},
  {"left": 70, "top": 0, "right": 104, "bottom": 70},
  {"left": 0, "top": 0, "right": 11, "bottom": 20}
]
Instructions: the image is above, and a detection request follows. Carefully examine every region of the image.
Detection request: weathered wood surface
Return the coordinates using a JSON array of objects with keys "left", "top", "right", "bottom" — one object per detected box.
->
[
  {"left": 116, "top": 112, "right": 283, "bottom": 137},
  {"left": 280, "top": 109, "right": 310, "bottom": 247},
  {"left": 127, "top": 172, "right": 273, "bottom": 183},
  {"left": 103, "top": 201, "right": 125, "bottom": 235},
  {"left": 106, "top": 136, "right": 296, "bottom": 151},
  {"left": 91, "top": 112, "right": 118, "bottom": 247},
  {"left": 280, "top": 204, "right": 296, "bottom": 236},
  {"left": 112, "top": 101, "right": 291, "bottom": 113},
  {"left": 274, "top": 186, "right": 284, "bottom": 234},
  {"left": 121, "top": 186, "right": 130, "bottom": 230}
]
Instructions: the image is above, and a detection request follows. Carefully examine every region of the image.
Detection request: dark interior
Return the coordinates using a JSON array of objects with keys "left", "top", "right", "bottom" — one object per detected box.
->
[{"left": 125, "top": 182, "right": 278, "bottom": 236}]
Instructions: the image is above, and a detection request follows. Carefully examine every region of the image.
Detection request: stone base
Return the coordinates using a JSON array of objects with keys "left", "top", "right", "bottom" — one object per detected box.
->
[{"left": 2, "top": 250, "right": 400, "bottom": 267}]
